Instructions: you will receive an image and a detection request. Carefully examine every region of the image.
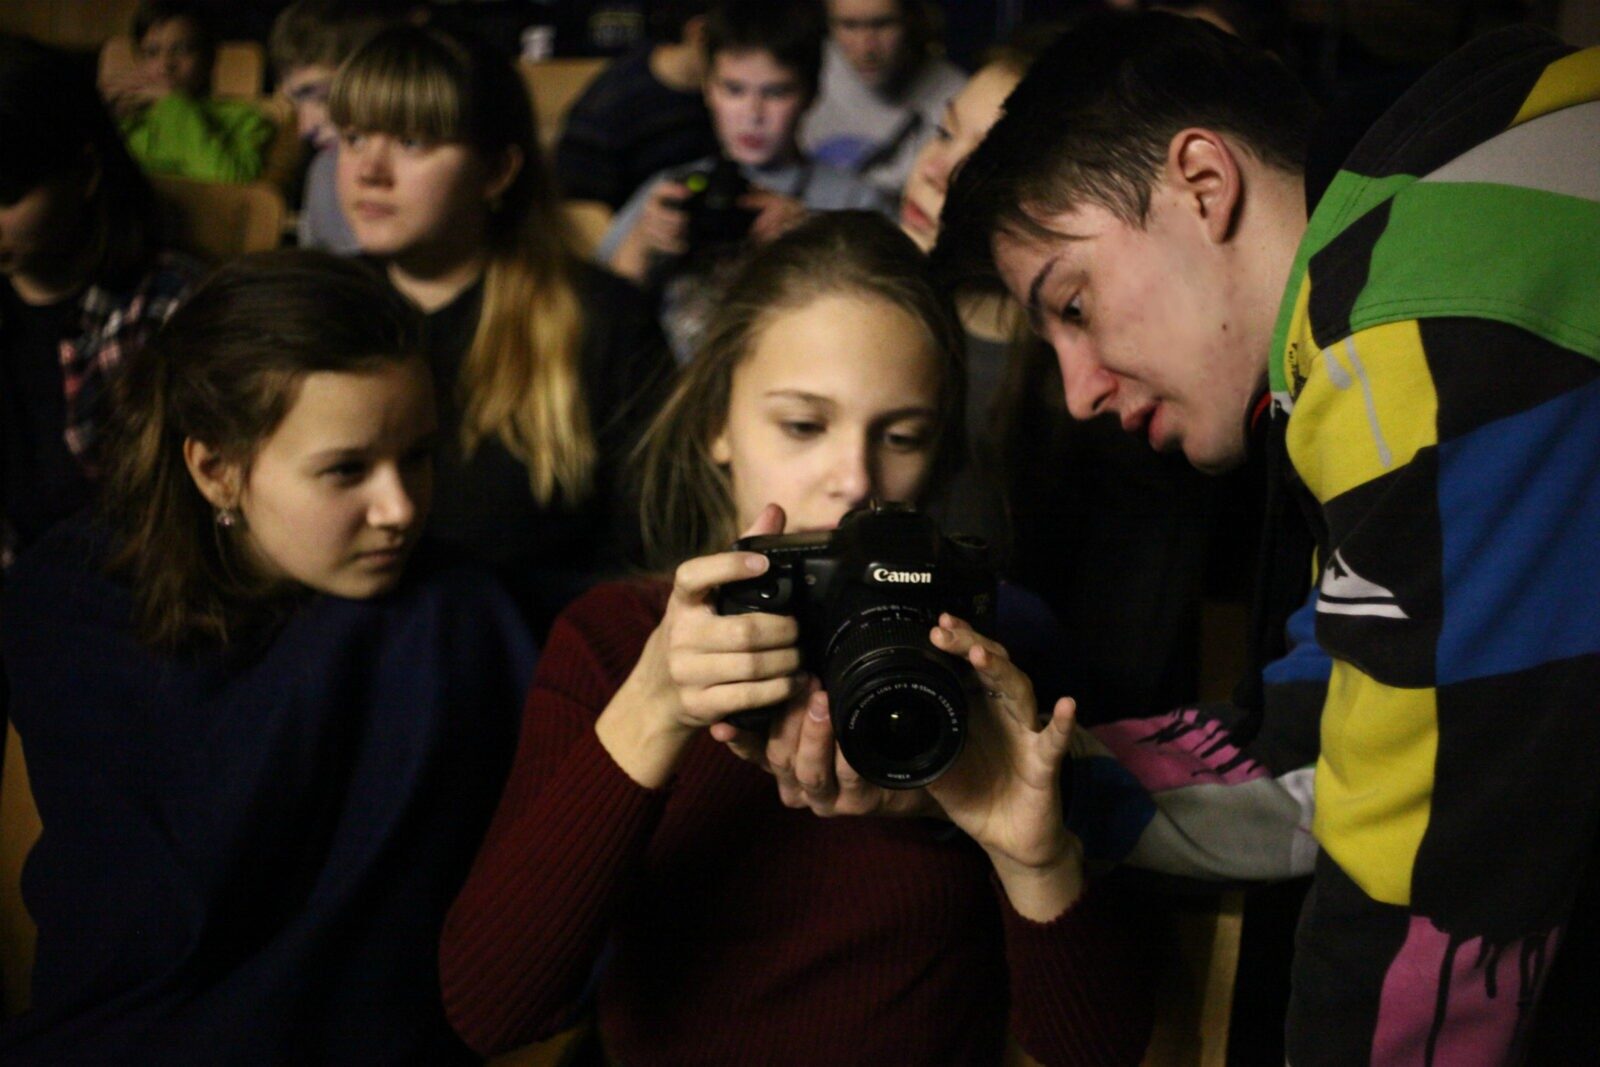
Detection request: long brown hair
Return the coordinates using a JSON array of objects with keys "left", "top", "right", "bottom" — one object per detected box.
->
[
  {"left": 635, "top": 212, "right": 964, "bottom": 570},
  {"left": 102, "top": 251, "right": 423, "bottom": 650},
  {"left": 330, "top": 24, "right": 594, "bottom": 505}
]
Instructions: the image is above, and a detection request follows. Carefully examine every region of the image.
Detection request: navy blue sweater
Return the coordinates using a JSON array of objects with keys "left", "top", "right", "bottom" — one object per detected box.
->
[{"left": 0, "top": 519, "right": 535, "bottom": 1063}]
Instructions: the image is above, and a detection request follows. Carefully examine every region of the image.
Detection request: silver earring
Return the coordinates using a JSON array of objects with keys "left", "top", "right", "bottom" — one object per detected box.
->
[{"left": 215, "top": 507, "right": 239, "bottom": 528}]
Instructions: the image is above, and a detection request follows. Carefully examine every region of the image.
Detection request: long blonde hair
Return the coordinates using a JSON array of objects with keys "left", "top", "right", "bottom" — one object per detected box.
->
[
  {"left": 330, "top": 24, "right": 593, "bottom": 504},
  {"left": 635, "top": 213, "right": 966, "bottom": 570}
]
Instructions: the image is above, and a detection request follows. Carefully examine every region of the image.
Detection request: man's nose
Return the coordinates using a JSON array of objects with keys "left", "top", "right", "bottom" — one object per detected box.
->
[{"left": 1054, "top": 337, "right": 1118, "bottom": 422}]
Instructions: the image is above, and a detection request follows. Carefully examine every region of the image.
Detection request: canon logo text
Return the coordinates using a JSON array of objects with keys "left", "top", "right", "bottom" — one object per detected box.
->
[{"left": 871, "top": 567, "right": 933, "bottom": 584}]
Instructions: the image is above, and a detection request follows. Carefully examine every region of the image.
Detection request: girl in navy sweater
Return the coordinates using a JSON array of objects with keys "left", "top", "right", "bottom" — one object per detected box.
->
[{"left": 1, "top": 251, "right": 533, "bottom": 1062}]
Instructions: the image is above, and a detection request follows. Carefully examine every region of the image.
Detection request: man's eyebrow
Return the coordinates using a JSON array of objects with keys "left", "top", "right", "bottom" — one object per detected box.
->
[{"left": 1027, "top": 256, "right": 1061, "bottom": 319}]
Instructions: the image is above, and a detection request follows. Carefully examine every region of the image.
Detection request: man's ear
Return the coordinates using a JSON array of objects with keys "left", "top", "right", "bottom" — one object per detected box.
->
[
  {"left": 486, "top": 144, "right": 523, "bottom": 205},
  {"left": 1166, "top": 127, "right": 1243, "bottom": 244},
  {"left": 183, "top": 437, "right": 241, "bottom": 511}
]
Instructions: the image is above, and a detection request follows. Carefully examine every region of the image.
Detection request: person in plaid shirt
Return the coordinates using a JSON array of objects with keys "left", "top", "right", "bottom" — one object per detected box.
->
[{"left": 2, "top": 34, "right": 198, "bottom": 570}]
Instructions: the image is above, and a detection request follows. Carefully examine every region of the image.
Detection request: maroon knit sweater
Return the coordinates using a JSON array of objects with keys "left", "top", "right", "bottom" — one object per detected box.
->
[{"left": 440, "top": 581, "right": 1154, "bottom": 1065}]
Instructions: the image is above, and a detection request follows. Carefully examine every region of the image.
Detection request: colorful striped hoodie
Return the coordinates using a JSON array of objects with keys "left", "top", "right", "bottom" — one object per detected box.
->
[{"left": 1069, "top": 25, "right": 1600, "bottom": 1065}]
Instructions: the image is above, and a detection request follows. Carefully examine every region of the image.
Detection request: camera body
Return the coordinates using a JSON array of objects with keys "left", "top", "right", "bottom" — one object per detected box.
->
[
  {"left": 715, "top": 503, "right": 996, "bottom": 788},
  {"left": 674, "top": 156, "right": 757, "bottom": 255}
]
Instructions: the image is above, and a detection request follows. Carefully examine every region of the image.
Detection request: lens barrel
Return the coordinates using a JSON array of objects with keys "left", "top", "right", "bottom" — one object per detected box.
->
[{"left": 823, "top": 606, "right": 966, "bottom": 788}]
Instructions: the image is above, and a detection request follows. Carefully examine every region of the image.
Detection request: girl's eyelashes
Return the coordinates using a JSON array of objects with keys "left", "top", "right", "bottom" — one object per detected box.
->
[
  {"left": 320, "top": 441, "right": 433, "bottom": 486},
  {"left": 337, "top": 130, "right": 434, "bottom": 152},
  {"left": 321, "top": 460, "right": 368, "bottom": 483},
  {"left": 780, "top": 419, "right": 824, "bottom": 440},
  {"left": 769, "top": 413, "right": 931, "bottom": 450},
  {"left": 882, "top": 424, "right": 933, "bottom": 452}
]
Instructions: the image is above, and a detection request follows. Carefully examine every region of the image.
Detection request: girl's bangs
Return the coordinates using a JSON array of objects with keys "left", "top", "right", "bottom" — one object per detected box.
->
[{"left": 330, "top": 44, "right": 464, "bottom": 142}]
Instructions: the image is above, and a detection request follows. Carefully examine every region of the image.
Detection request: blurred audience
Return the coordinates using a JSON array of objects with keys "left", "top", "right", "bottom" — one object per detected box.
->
[
  {"left": 1, "top": 34, "right": 198, "bottom": 572},
  {"left": 801, "top": 0, "right": 966, "bottom": 199},
  {"left": 554, "top": 0, "right": 719, "bottom": 210},
  {"left": 599, "top": 0, "right": 888, "bottom": 360},
  {"left": 107, "top": 0, "right": 274, "bottom": 183},
  {"left": 269, "top": 0, "right": 400, "bottom": 253}
]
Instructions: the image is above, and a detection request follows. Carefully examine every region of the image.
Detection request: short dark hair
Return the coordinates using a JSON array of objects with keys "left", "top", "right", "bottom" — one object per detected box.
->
[
  {"left": 268, "top": 0, "right": 397, "bottom": 75},
  {"left": 703, "top": 0, "right": 824, "bottom": 101},
  {"left": 647, "top": 0, "right": 710, "bottom": 45},
  {"left": 877, "top": 0, "right": 937, "bottom": 67},
  {"left": 132, "top": 0, "right": 217, "bottom": 62},
  {"left": 0, "top": 33, "right": 161, "bottom": 288},
  {"left": 934, "top": 12, "right": 1313, "bottom": 291}
]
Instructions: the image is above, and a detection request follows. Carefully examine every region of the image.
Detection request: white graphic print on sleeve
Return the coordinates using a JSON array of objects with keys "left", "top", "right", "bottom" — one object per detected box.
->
[{"left": 1318, "top": 550, "right": 1410, "bottom": 619}]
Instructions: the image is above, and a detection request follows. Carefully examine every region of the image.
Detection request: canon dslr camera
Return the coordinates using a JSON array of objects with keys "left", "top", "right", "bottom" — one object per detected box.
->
[{"left": 716, "top": 502, "right": 996, "bottom": 789}]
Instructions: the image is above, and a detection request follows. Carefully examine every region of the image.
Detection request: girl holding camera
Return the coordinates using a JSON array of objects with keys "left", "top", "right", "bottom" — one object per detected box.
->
[
  {"left": 0, "top": 252, "right": 534, "bottom": 1062},
  {"left": 440, "top": 213, "right": 1152, "bottom": 1065}
]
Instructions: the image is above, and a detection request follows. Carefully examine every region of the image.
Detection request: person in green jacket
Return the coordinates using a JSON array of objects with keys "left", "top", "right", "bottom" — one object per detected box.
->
[{"left": 105, "top": 0, "right": 273, "bottom": 184}]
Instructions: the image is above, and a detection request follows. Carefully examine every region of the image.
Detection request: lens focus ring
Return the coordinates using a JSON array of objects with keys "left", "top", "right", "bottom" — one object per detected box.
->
[{"left": 823, "top": 606, "right": 966, "bottom": 788}]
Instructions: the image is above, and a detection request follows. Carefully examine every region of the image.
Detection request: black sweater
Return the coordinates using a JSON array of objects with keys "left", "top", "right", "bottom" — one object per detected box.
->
[{"left": 404, "top": 261, "right": 674, "bottom": 638}]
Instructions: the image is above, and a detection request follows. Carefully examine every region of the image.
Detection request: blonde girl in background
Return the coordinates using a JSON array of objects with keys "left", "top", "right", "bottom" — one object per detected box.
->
[{"left": 332, "top": 23, "right": 675, "bottom": 635}]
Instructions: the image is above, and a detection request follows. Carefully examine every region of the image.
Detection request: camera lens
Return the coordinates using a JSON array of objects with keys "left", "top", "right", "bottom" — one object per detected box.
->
[
  {"left": 865, "top": 705, "right": 942, "bottom": 764},
  {"left": 823, "top": 606, "right": 966, "bottom": 788}
]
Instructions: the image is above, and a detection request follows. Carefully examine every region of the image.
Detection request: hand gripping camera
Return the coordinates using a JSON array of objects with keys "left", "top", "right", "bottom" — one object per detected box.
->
[
  {"left": 715, "top": 503, "right": 996, "bottom": 789},
  {"left": 673, "top": 156, "right": 757, "bottom": 256}
]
